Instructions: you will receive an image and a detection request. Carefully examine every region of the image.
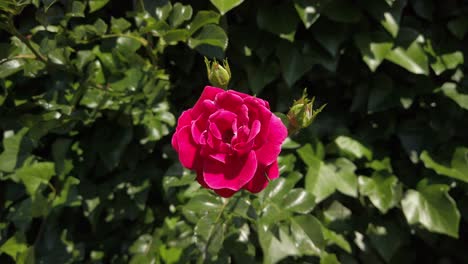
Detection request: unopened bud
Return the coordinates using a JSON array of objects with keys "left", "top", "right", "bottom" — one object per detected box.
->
[
  {"left": 287, "top": 89, "right": 325, "bottom": 134},
  {"left": 205, "top": 57, "right": 231, "bottom": 89}
]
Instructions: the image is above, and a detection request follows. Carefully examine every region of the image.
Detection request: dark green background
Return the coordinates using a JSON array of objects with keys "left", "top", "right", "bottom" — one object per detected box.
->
[{"left": 0, "top": 0, "right": 467, "bottom": 263}]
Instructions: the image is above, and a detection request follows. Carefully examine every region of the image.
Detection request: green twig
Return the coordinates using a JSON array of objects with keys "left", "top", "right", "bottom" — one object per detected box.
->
[{"left": 6, "top": 19, "right": 48, "bottom": 65}]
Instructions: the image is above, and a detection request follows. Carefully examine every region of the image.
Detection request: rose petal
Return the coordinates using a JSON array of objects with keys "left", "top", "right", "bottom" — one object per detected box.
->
[
  {"left": 209, "top": 153, "right": 227, "bottom": 163},
  {"left": 176, "top": 110, "right": 193, "bottom": 129},
  {"left": 203, "top": 151, "right": 257, "bottom": 191},
  {"left": 202, "top": 99, "right": 218, "bottom": 113},
  {"left": 214, "top": 188, "right": 236, "bottom": 198},
  {"left": 209, "top": 109, "right": 237, "bottom": 133},
  {"left": 192, "top": 86, "right": 224, "bottom": 116},
  {"left": 243, "top": 161, "right": 279, "bottom": 193},
  {"left": 191, "top": 115, "right": 208, "bottom": 144},
  {"left": 173, "top": 110, "right": 194, "bottom": 152},
  {"left": 171, "top": 132, "right": 179, "bottom": 152},
  {"left": 176, "top": 126, "right": 200, "bottom": 170},
  {"left": 209, "top": 122, "right": 222, "bottom": 140},
  {"left": 196, "top": 171, "right": 209, "bottom": 188},
  {"left": 255, "top": 115, "right": 287, "bottom": 166},
  {"left": 247, "top": 120, "right": 261, "bottom": 143},
  {"left": 215, "top": 91, "right": 244, "bottom": 112},
  {"left": 227, "top": 89, "right": 249, "bottom": 98},
  {"left": 236, "top": 104, "right": 249, "bottom": 126},
  {"left": 244, "top": 98, "right": 273, "bottom": 146},
  {"left": 207, "top": 132, "right": 230, "bottom": 153}
]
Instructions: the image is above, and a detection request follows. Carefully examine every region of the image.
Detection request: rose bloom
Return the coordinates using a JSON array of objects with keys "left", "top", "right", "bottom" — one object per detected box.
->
[{"left": 171, "top": 86, "right": 288, "bottom": 197}]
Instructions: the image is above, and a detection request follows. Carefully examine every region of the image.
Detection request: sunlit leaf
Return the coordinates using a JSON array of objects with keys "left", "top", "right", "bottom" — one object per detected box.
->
[
  {"left": 359, "top": 172, "right": 402, "bottom": 213},
  {"left": 209, "top": 0, "right": 244, "bottom": 15},
  {"left": 401, "top": 180, "right": 460, "bottom": 238},
  {"left": 420, "top": 147, "right": 468, "bottom": 182},
  {"left": 188, "top": 24, "right": 228, "bottom": 50}
]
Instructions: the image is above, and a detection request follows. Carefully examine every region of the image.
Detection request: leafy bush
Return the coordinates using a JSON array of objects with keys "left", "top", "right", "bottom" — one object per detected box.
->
[{"left": 1, "top": 0, "right": 467, "bottom": 263}]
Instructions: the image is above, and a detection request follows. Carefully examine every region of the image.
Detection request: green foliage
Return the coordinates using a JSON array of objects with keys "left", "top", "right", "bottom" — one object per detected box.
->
[{"left": 1, "top": 0, "right": 468, "bottom": 263}]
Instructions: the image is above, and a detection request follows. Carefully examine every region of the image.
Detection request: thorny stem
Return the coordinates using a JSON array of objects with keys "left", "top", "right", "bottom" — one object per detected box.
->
[
  {"left": 201, "top": 191, "right": 245, "bottom": 262},
  {"left": 0, "top": 54, "right": 36, "bottom": 65},
  {"left": 134, "top": 0, "right": 159, "bottom": 65},
  {"left": 6, "top": 17, "right": 48, "bottom": 65}
]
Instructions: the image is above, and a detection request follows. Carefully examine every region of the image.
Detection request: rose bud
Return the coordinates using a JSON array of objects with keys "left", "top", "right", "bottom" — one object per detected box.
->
[
  {"left": 172, "top": 86, "right": 288, "bottom": 197},
  {"left": 205, "top": 57, "right": 231, "bottom": 89},
  {"left": 287, "top": 89, "right": 326, "bottom": 134}
]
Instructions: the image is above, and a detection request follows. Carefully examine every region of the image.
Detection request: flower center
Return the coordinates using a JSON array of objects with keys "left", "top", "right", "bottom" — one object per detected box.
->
[{"left": 222, "top": 130, "right": 234, "bottom": 143}]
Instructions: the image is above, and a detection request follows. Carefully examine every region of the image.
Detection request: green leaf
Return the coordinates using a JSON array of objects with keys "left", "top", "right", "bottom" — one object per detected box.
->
[
  {"left": 334, "top": 136, "right": 372, "bottom": 160},
  {"left": 115, "top": 36, "right": 142, "bottom": 54},
  {"left": 187, "top": 11, "right": 220, "bottom": 35},
  {"left": 304, "top": 157, "right": 334, "bottom": 203},
  {"left": 367, "top": 222, "right": 408, "bottom": 262},
  {"left": 67, "top": 1, "right": 85, "bottom": 17},
  {"left": 420, "top": 147, "right": 468, "bottom": 183},
  {"left": 297, "top": 141, "right": 325, "bottom": 164},
  {"left": 425, "top": 42, "right": 464, "bottom": 75},
  {"left": 209, "top": 0, "right": 244, "bottom": 15},
  {"left": 385, "top": 30, "right": 428, "bottom": 75},
  {"left": 188, "top": 24, "right": 228, "bottom": 50},
  {"left": 246, "top": 60, "right": 278, "bottom": 94},
  {"left": 52, "top": 176, "right": 81, "bottom": 208},
  {"left": 111, "top": 17, "right": 131, "bottom": 33},
  {"left": 257, "top": 3, "right": 299, "bottom": 42},
  {"left": 94, "top": 18, "right": 108, "bottom": 35},
  {"left": 320, "top": 253, "right": 340, "bottom": 264},
  {"left": 322, "top": 0, "right": 362, "bottom": 23},
  {"left": 363, "top": 0, "right": 406, "bottom": 37},
  {"left": 276, "top": 42, "right": 315, "bottom": 86},
  {"left": 290, "top": 215, "right": 325, "bottom": 256},
  {"left": 129, "top": 234, "right": 154, "bottom": 255},
  {"left": 305, "top": 157, "right": 358, "bottom": 202},
  {"left": 16, "top": 162, "right": 55, "bottom": 196},
  {"left": 448, "top": 16, "right": 468, "bottom": 40},
  {"left": 97, "top": 126, "right": 133, "bottom": 170},
  {"left": 367, "top": 74, "right": 399, "bottom": 112},
  {"left": 282, "top": 188, "right": 316, "bottom": 214},
  {"left": 16, "top": 246, "right": 35, "bottom": 264},
  {"left": 438, "top": 82, "right": 468, "bottom": 110},
  {"left": 159, "top": 245, "right": 182, "bottom": 264},
  {"left": 0, "top": 129, "right": 30, "bottom": 173},
  {"left": 293, "top": 0, "right": 321, "bottom": 29},
  {"left": 0, "top": 233, "right": 28, "bottom": 260},
  {"left": 42, "top": 0, "right": 59, "bottom": 10},
  {"left": 89, "top": 0, "right": 109, "bottom": 13},
  {"left": 154, "top": 1, "right": 172, "bottom": 21},
  {"left": 431, "top": 51, "right": 464, "bottom": 75},
  {"left": 401, "top": 180, "right": 460, "bottom": 238},
  {"left": 184, "top": 194, "right": 223, "bottom": 213},
  {"left": 358, "top": 172, "right": 402, "bottom": 214},
  {"left": 410, "top": 0, "right": 433, "bottom": 20},
  {"left": 75, "top": 50, "right": 95, "bottom": 72},
  {"left": 261, "top": 178, "right": 291, "bottom": 202},
  {"left": 278, "top": 154, "right": 297, "bottom": 174},
  {"left": 48, "top": 48, "right": 70, "bottom": 65},
  {"left": 162, "top": 29, "right": 189, "bottom": 45},
  {"left": 194, "top": 212, "right": 225, "bottom": 256},
  {"left": 355, "top": 31, "right": 393, "bottom": 72},
  {"left": 321, "top": 225, "right": 351, "bottom": 253},
  {"left": 325, "top": 202, "right": 351, "bottom": 222},
  {"left": 312, "top": 21, "right": 348, "bottom": 57},
  {"left": 0, "top": 59, "right": 25, "bottom": 79},
  {"left": 168, "top": 3, "right": 192, "bottom": 28},
  {"left": 110, "top": 68, "right": 142, "bottom": 92},
  {"left": 258, "top": 223, "right": 300, "bottom": 264}
]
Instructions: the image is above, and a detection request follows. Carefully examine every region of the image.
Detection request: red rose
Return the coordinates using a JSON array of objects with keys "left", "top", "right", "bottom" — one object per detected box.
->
[{"left": 171, "top": 86, "right": 288, "bottom": 197}]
